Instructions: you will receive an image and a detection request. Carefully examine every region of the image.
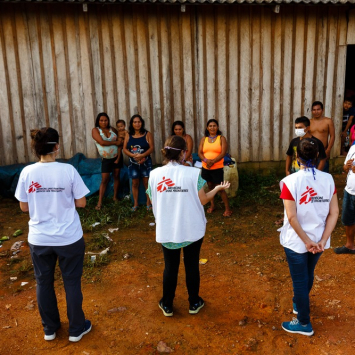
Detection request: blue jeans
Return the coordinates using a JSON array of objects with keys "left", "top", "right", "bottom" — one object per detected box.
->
[
  {"left": 284, "top": 247, "right": 322, "bottom": 325},
  {"left": 341, "top": 190, "right": 355, "bottom": 226}
]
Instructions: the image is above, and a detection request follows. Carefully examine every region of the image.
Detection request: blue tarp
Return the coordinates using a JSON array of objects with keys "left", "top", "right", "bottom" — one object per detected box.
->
[{"left": 0, "top": 153, "right": 130, "bottom": 199}]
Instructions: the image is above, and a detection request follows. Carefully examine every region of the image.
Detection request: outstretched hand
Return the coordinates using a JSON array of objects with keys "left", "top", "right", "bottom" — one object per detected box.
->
[{"left": 214, "top": 181, "right": 230, "bottom": 192}]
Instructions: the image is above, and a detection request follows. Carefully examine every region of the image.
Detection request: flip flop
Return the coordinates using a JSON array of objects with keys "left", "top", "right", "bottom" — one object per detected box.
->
[
  {"left": 207, "top": 207, "right": 215, "bottom": 214},
  {"left": 334, "top": 245, "right": 355, "bottom": 254},
  {"left": 146, "top": 204, "right": 153, "bottom": 211},
  {"left": 131, "top": 206, "right": 138, "bottom": 212},
  {"left": 95, "top": 205, "right": 101, "bottom": 211},
  {"left": 223, "top": 210, "right": 233, "bottom": 217}
]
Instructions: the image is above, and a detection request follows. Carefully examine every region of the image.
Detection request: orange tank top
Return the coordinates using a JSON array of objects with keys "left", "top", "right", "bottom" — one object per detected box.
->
[{"left": 202, "top": 135, "right": 224, "bottom": 170}]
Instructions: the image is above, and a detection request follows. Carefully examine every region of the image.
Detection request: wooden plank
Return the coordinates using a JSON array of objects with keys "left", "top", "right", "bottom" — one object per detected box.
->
[
  {"left": 239, "top": 6, "right": 251, "bottom": 162},
  {"left": 272, "top": 12, "right": 282, "bottom": 161},
  {"left": 124, "top": 8, "right": 138, "bottom": 117},
  {"left": 346, "top": 9, "right": 355, "bottom": 44},
  {"left": 324, "top": 8, "right": 337, "bottom": 121},
  {"left": 228, "top": 7, "right": 238, "bottom": 160},
  {"left": 89, "top": 11, "right": 104, "bottom": 114},
  {"left": 261, "top": 7, "right": 272, "bottom": 161},
  {"left": 315, "top": 7, "right": 327, "bottom": 103},
  {"left": 181, "top": 11, "right": 195, "bottom": 151},
  {"left": 147, "top": 7, "right": 162, "bottom": 163},
  {"left": 190, "top": 7, "right": 198, "bottom": 152},
  {"left": 281, "top": 10, "right": 293, "bottom": 153},
  {"left": 2, "top": 13, "right": 24, "bottom": 163},
  {"left": 0, "top": 15, "right": 14, "bottom": 165},
  {"left": 205, "top": 8, "right": 215, "bottom": 123},
  {"left": 304, "top": 7, "right": 317, "bottom": 117},
  {"left": 250, "top": 7, "right": 261, "bottom": 161},
  {"left": 77, "top": 11, "right": 96, "bottom": 158},
  {"left": 292, "top": 7, "right": 305, "bottom": 120},
  {"left": 216, "top": 7, "right": 227, "bottom": 141}
]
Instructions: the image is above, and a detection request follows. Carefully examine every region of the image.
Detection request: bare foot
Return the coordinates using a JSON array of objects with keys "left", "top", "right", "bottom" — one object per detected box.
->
[{"left": 223, "top": 210, "right": 232, "bottom": 217}]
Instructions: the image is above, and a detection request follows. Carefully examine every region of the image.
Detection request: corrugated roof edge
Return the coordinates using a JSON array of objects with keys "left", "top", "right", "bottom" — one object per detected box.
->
[{"left": 0, "top": 0, "right": 354, "bottom": 3}]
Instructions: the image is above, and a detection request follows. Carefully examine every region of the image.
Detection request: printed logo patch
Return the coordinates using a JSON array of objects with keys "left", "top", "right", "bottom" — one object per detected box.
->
[
  {"left": 157, "top": 177, "right": 175, "bottom": 192},
  {"left": 28, "top": 181, "right": 42, "bottom": 193},
  {"left": 299, "top": 186, "right": 329, "bottom": 204}
]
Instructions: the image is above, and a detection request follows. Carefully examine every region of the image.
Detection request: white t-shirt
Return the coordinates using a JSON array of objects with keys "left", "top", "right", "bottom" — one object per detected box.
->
[
  {"left": 148, "top": 163, "right": 206, "bottom": 244},
  {"left": 344, "top": 145, "right": 355, "bottom": 195},
  {"left": 15, "top": 162, "right": 90, "bottom": 246},
  {"left": 279, "top": 169, "right": 335, "bottom": 253}
]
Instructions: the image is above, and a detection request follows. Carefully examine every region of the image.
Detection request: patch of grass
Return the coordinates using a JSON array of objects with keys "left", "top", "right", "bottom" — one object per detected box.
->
[
  {"left": 231, "top": 172, "right": 282, "bottom": 207},
  {"left": 86, "top": 232, "right": 112, "bottom": 251},
  {"left": 78, "top": 197, "right": 147, "bottom": 232}
]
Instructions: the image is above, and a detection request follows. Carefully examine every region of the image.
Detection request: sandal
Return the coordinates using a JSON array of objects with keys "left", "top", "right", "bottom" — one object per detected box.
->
[
  {"left": 207, "top": 207, "right": 215, "bottom": 214},
  {"left": 223, "top": 210, "right": 233, "bottom": 217},
  {"left": 95, "top": 205, "right": 101, "bottom": 211},
  {"left": 131, "top": 206, "right": 138, "bottom": 212},
  {"left": 146, "top": 204, "right": 153, "bottom": 211},
  {"left": 334, "top": 245, "right": 355, "bottom": 254}
]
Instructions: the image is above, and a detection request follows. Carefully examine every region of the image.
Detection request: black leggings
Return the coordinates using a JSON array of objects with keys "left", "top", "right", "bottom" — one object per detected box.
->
[{"left": 161, "top": 238, "right": 203, "bottom": 307}]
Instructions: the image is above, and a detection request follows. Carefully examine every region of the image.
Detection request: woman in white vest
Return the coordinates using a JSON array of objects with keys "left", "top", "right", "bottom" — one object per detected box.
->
[
  {"left": 279, "top": 138, "right": 338, "bottom": 336},
  {"left": 147, "top": 135, "right": 229, "bottom": 317},
  {"left": 15, "top": 128, "right": 92, "bottom": 342}
]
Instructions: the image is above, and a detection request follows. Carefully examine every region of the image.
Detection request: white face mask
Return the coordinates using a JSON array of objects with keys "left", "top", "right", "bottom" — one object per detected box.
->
[
  {"left": 48, "top": 144, "right": 60, "bottom": 155},
  {"left": 295, "top": 128, "right": 306, "bottom": 137}
]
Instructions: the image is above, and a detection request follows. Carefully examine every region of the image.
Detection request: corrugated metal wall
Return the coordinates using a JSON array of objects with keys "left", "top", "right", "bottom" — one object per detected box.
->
[{"left": 0, "top": 4, "right": 348, "bottom": 165}]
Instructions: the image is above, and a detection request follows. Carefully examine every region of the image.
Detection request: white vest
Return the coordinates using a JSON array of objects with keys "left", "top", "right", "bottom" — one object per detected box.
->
[
  {"left": 149, "top": 163, "right": 206, "bottom": 243},
  {"left": 279, "top": 169, "right": 335, "bottom": 253}
]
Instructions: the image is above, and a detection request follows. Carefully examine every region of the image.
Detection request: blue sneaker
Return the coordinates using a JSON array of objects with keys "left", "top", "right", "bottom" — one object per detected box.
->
[
  {"left": 293, "top": 303, "right": 298, "bottom": 315},
  {"left": 282, "top": 318, "right": 314, "bottom": 336},
  {"left": 69, "top": 320, "right": 92, "bottom": 342}
]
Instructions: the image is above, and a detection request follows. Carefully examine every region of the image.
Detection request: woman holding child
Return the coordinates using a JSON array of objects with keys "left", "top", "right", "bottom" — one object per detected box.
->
[
  {"left": 92, "top": 113, "right": 123, "bottom": 210},
  {"left": 279, "top": 138, "right": 338, "bottom": 336},
  {"left": 198, "top": 119, "right": 232, "bottom": 217},
  {"left": 123, "top": 114, "right": 154, "bottom": 211}
]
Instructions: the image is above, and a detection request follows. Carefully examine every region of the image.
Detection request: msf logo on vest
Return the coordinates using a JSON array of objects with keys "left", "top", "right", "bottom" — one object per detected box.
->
[
  {"left": 299, "top": 186, "right": 317, "bottom": 205},
  {"left": 157, "top": 177, "right": 175, "bottom": 193},
  {"left": 28, "top": 181, "right": 42, "bottom": 193}
]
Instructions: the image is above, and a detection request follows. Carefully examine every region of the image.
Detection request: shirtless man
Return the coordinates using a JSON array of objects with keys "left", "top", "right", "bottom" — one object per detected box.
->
[{"left": 309, "top": 101, "right": 335, "bottom": 173}]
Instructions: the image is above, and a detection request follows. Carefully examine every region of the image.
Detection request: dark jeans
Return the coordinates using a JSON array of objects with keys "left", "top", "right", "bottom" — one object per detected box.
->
[
  {"left": 29, "top": 237, "right": 86, "bottom": 336},
  {"left": 284, "top": 247, "right": 322, "bottom": 325},
  {"left": 161, "top": 238, "right": 204, "bottom": 308}
]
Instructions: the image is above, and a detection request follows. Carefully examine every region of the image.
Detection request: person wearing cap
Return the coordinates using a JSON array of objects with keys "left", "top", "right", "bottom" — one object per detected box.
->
[
  {"left": 279, "top": 138, "right": 338, "bottom": 336},
  {"left": 147, "top": 135, "right": 229, "bottom": 317}
]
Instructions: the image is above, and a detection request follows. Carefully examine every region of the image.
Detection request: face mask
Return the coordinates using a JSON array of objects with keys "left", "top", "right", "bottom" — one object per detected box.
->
[{"left": 295, "top": 128, "right": 306, "bottom": 137}]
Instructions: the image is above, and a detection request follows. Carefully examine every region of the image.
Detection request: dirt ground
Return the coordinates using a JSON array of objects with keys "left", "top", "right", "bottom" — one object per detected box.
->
[{"left": 0, "top": 173, "right": 354, "bottom": 355}]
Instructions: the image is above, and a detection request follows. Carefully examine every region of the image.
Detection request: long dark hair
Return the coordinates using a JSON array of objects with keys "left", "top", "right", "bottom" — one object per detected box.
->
[
  {"left": 204, "top": 119, "right": 222, "bottom": 137},
  {"left": 171, "top": 121, "right": 185, "bottom": 136},
  {"left": 95, "top": 112, "right": 111, "bottom": 128},
  {"left": 30, "top": 127, "right": 59, "bottom": 158},
  {"left": 128, "top": 114, "right": 147, "bottom": 136}
]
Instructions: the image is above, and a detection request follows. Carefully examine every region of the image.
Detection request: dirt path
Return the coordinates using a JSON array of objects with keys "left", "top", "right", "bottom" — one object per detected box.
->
[{"left": 0, "top": 174, "right": 354, "bottom": 354}]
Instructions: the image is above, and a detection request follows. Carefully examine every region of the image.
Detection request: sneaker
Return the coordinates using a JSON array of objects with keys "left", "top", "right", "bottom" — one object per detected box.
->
[
  {"left": 293, "top": 303, "right": 298, "bottom": 315},
  {"left": 334, "top": 246, "right": 355, "bottom": 254},
  {"left": 189, "top": 298, "right": 204, "bottom": 314},
  {"left": 159, "top": 300, "right": 173, "bottom": 317},
  {"left": 44, "top": 332, "right": 56, "bottom": 341},
  {"left": 69, "top": 320, "right": 92, "bottom": 342},
  {"left": 281, "top": 317, "right": 314, "bottom": 336}
]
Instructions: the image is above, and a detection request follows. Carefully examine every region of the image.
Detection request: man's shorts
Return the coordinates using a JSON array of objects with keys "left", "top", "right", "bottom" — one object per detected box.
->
[
  {"left": 101, "top": 156, "right": 121, "bottom": 174},
  {"left": 128, "top": 156, "right": 152, "bottom": 179},
  {"left": 342, "top": 190, "right": 355, "bottom": 226},
  {"left": 201, "top": 167, "right": 224, "bottom": 185}
]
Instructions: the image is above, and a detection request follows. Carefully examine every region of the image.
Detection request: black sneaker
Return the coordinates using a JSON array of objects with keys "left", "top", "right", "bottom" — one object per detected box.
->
[
  {"left": 69, "top": 320, "right": 92, "bottom": 342},
  {"left": 189, "top": 298, "right": 204, "bottom": 314},
  {"left": 159, "top": 300, "right": 173, "bottom": 317}
]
